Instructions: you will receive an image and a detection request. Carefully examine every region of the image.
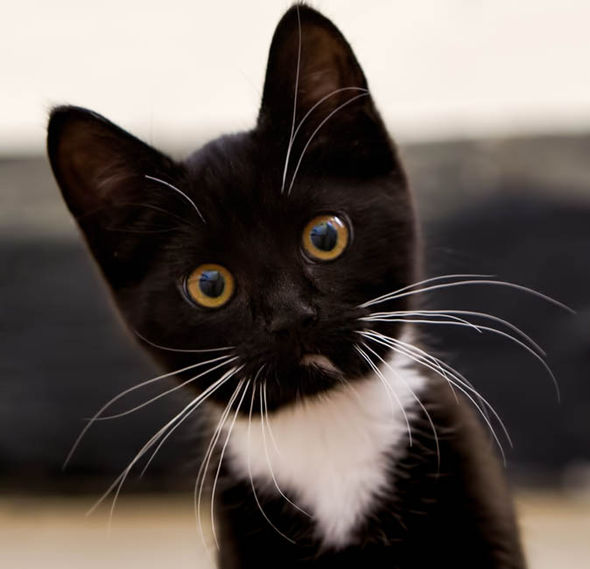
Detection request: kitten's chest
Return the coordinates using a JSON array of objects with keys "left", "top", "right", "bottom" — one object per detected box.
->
[{"left": 224, "top": 359, "right": 426, "bottom": 549}]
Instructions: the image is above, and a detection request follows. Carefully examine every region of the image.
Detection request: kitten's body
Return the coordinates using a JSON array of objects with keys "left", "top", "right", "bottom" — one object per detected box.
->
[
  {"left": 48, "top": 5, "right": 526, "bottom": 568},
  {"left": 218, "top": 376, "right": 523, "bottom": 569}
]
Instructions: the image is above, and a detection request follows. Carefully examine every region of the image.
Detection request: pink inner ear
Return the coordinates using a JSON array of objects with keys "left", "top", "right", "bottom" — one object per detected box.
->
[
  {"left": 301, "top": 65, "right": 341, "bottom": 106},
  {"left": 259, "top": 5, "right": 369, "bottom": 129},
  {"left": 57, "top": 130, "right": 129, "bottom": 213},
  {"left": 297, "top": 27, "right": 365, "bottom": 114}
]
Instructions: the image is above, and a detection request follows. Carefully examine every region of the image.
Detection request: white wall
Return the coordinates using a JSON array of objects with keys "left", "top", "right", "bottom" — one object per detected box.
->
[{"left": 2, "top": 0, "right": 590, "bottom": 154}]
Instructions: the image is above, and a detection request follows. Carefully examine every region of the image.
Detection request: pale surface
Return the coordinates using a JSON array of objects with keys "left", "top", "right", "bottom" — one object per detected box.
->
[
  {"left": 2, "top": 0, "right": 590, "bottom": 153},
  {"left": 1, "top": 493, "right": 588, "bottom": 568}
]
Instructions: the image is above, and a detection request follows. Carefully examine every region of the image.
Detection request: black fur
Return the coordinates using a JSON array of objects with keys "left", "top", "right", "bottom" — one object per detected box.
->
[{"left": 47, "top": 4, "right": 526, "bottom": 567}]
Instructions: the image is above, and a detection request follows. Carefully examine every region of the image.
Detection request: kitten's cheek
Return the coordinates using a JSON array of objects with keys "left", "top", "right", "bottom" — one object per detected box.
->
[{"left": 300, "top": 354, "right": 340, "bottom": 374}]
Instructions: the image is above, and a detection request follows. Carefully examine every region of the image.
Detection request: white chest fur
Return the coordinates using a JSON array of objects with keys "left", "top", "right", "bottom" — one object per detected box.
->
[{"left": 224, "top": 350, "right": 427, "bottom": 549}]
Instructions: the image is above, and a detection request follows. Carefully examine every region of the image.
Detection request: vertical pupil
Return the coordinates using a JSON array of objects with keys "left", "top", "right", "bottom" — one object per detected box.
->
[
  {"left": 199, "top": 270, "right": 225, "bottom": 297},
  {"left": 311, "top": 221, "right": 338, "bottom": 251}
]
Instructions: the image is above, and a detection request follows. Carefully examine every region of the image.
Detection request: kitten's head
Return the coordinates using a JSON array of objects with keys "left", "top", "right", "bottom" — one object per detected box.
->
[{"left": 47, "top": 5, "right": 416, "bottom": 412}]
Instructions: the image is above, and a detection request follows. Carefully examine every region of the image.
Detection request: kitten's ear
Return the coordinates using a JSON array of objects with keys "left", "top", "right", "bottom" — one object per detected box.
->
[
  {"left": 259, "top": 4, "right": 368, "bottom": 124},
  {"left": 258, "top": 4, "right": 395, "bottom": 175},
  {"left": 47, "top": 106, "right": 177, "bottom": 219},
  {"left": 47, "top": 106, "right": 182, "bottom": 285}
]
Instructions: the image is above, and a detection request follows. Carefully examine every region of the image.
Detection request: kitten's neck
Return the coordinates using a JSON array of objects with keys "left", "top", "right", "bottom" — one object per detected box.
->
[{"left": 223, "top": 343, "right": 427, "bottom": 549}]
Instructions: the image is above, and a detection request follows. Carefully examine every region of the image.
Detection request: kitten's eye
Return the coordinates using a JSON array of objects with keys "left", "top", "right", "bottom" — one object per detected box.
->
[
  {"left": 184, "top": 264, "right": 235, "bottom": 308},
  {"left": 302, "top": 214, "right": 350, "bottom": 261}
]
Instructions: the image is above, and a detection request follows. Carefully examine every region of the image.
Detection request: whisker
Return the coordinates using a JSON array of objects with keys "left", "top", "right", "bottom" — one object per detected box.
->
[
  {"left": 263, "top": 380, "right": 282, "bottom": 458},
  {"left": 138, "top": 361, "right": 238, "bottom": 478},
  {"left": 134, "top": 329, "right": 234, "bottom": 353},
  {"left": 291, "top": 88, "right": 369, "bottom": 148},
  {"left": 365, "top": 308, "right": 545, "bottom": 356},
  {"left": 359, "top": 274, "right": 492, "bottom": 308},
  {"left": 364, "top": 311, "right": 483, "bottom": 333},
  {"left": 363, "top": 329, "right": 491, "bottom": 421},
  {"left": 358, "top": 339, "right": 440, "bottom": 471},
  {"left": 195, "top": 375, "right": 244, "bottom": 553},
  {"left": 287, "top": 92, "right": 370, "bottom": 195},
  {"left": 95, "top": 356, "right": 238, "bottom": 420},
  {"left": 399, "top": 347, "right": 507, "bottom": 464},
  {"left": 87, "top": 367, "right": 238, "bottom": 521},
  {"left": 112, "top": 369, "right": 240, "bottom": 521},
  {"left": 282, "top": 87, "right": 368, "bottom": 193},
  {"left": 355, "top": 345, "right": 413, "bottom": 446},
  {"left": 361, "top": 330, "right": 509, "bottom": 462},
  {"left": 364, "top": 316, "right": 560, "bottom": 400},
  {"left": 209, "top": 379, "right": 250, "bottom": 550},
  {"left": 63, "top": 353, "right": 233, "bottom": 469},
  {"left": 104, "top": 226, "right": 178, "bottom": 235},
  {"left": 145, "top": 175, "right": 205, "bottom": 223},
  {"left": 247, "top": 383, "right": 296, "bottom": 544},
  {"left": 116, "top": 201, "right": 199, "bottom": 228},
  {"left": 361, "top": 329, "right": 459, "bottom": 403},
  {"left": 389, "top": 333, "right": 504, "bottom": 437},
  {"left": 281, "top": 3, "right": 302, "bottom": 193},
  {"left": 362, "top": 278, "right": 574, "bottom": 313},
  {"left": 260, "top": 383, "right": 310, "bottom": 517}
]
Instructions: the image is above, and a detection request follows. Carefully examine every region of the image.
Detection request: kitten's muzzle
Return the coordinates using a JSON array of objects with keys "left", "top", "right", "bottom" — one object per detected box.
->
[{"left": 267, "top": 300, "right": 318, "bottom": 337}]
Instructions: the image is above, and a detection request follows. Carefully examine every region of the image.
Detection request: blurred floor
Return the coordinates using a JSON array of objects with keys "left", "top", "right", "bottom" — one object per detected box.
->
[{"left": 0, "top": 492, "right": 588, "bottom": 568}]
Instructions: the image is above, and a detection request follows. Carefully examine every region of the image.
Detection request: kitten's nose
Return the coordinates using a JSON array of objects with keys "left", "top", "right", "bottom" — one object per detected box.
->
[{"left": 268, "top": 301, "right": 317, "bottom": 336}]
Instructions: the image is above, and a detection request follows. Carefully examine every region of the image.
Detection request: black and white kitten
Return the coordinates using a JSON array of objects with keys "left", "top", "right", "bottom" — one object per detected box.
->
[{"left": 48, "top": 5, "right": 528, "bottom": 568}]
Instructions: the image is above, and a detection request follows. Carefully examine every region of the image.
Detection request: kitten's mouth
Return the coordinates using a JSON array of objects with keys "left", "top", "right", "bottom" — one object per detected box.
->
[{"left": 300, "top": 353, "right": 340, "bottom": 374}]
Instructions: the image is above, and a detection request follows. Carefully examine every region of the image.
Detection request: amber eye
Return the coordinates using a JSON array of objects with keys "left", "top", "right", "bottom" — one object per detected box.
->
[
  {"left": 302, "top": 214, "right": 350, "bottom": 261},
  {"left": 184, "top": 264, "right": 235, "bottom": 308}
]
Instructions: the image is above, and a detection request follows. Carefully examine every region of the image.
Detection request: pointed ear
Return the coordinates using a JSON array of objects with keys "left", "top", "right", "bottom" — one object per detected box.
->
[
  {"left": 47, "top": 106, "right": 178, "bottom": 218},
  {"left": 47, "top": 106, "right": 184, "bottom": 285},
  {"left": 258, "top": 5, "right": 395, "bottom": 176},
  {"left": 259, "top": 5, "right": 369, "bottom": 123}
]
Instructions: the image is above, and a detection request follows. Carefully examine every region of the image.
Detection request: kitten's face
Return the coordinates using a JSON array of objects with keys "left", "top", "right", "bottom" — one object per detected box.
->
[{"left": 47, "top": 5, "right": 415, "bottom": 412}]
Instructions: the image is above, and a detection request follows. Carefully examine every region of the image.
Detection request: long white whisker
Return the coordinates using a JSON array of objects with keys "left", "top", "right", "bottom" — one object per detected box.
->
[
  {"left": 87, "top": 367, "right": 238, "bottom": 521},
  {"left": 365, "top": 311, "right": 483, "bottom": 333},
  {"left": 260, "top": 383, "right": 310, "bottom": 517},
  {"left": 247, "top": 383, "right": 296, "bottom": 544},
  {"left": 250, "top": 367, "right": 283, "bottom": 458},
  {"left": 287, "top": 92, "right": 370, "bottom": 195},
  {"left": 355, "top": 345, "right": 413, "bottom": 446},
  {"left": 365, "top": 316, "right": 560, "bottom": 400},
  {"left": 263, "top": 380, "right": 281, "bottom": 458},
  {"left": 134, "top": 330, "right": 234, "bottom": 353},
  {"left": 359, "top": 339, "right": 440, "bottom": 470},
  {"left": 95, "top": 356, "right": 238, "bottom": 420},
  {"left": 138, "top": 362, "right": 238, "bottom": 478},
  {"left": 397, "top": 344, "right": 506, "bottom": 460},
  {"left": 281, "top": 3, "right": 302, "bottom": 193},
  {"left": 359, "top": 274, "right": 492, "bottom": 308},
  {"left": 210, "top": 379, "right": 250, "bottom": 550},
  {"left": 360, "top": 329, "right": 459, "bottom": 403},
  {"left": 362, "top": 331, "right": 509, "bottom": 462},
  {"left": 145, "top": 175, "right": 205, "bottom": 222},
  {"left": 110, "top": 370, "right": 239, "bottom": 522},
  {"left": 389, "top": 333, "right": 509, "bottom": 443},
  {"left": 366, "top": 309, "right": 545, "bottom": 356},
  {"left": 282, "top": 87, "right": 368, "bottom": 193},
  {"left": 63, "top": 354, "right": 233, "bottom": 469},
  {"left": 291, "top": 88, "right": 368, "bottom": 148},
  {"left": 195, "top": 375, "right": 243, "bottom": 553},
  {"left": 363, "top": 329, "right": 492, "bottom": 425},
  {"left": 362, "top": 278, "right": 573, "bottom": 313}
]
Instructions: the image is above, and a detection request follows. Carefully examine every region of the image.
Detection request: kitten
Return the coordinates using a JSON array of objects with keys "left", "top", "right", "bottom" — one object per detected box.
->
[{"left": 48, "top": 4, "right": 528, "bottom": 568}]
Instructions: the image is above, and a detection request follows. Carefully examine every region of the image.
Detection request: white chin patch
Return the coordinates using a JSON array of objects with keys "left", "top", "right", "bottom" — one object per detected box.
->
[
  {"left": 300, "top": 354, "right": 339, "bottom": 373},
  {"left": 226, "top": 336, "right": 427, "bottom": 550}
]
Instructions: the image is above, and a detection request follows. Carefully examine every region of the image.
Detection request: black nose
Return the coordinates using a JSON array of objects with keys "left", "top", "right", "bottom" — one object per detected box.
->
[{"left": 268, "top": 302, "right": 317, "bottom": 336}]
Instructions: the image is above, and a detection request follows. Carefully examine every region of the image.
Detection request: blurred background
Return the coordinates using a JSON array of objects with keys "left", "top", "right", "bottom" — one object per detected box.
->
[{"left": 1, "top": 0, "right": 589, "bottom": 567}]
